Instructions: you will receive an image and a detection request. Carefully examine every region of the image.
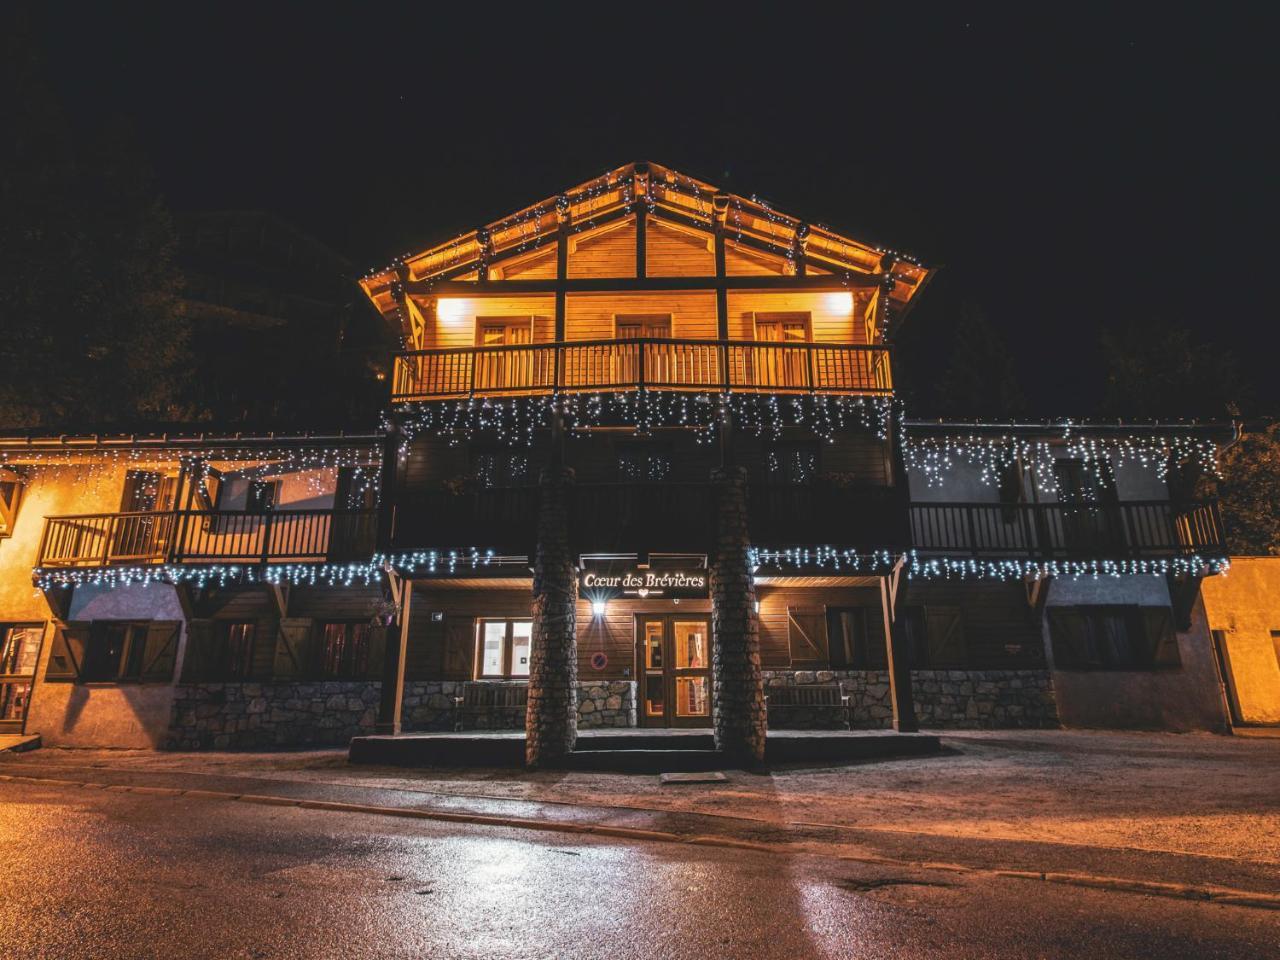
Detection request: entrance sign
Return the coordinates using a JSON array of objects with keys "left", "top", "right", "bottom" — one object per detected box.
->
[{"left": 580, "top": 567, "right": 708, "bottom": 599}]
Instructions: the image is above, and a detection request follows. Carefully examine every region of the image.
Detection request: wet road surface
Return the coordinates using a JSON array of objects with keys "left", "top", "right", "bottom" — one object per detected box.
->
[{"left": 1, "top": 778, "right": 1276, "bottom": 959}]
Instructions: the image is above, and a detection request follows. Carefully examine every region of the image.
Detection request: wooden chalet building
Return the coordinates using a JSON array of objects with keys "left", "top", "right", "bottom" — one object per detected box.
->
[{"left": 0, "top": 162, "right": 1235, "bottom": 758}]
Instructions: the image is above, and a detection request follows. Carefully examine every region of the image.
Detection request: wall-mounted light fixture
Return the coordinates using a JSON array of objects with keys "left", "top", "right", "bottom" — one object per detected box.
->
[{"left": 591, "top": 598, "right": 608, "bottom": 618}]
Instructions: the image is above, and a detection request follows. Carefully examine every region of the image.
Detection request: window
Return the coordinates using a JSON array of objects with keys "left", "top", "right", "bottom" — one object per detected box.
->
[
  {"left": 120, "top": 470, "right": 177, "bottom": 512},
  {"left": 476, "top": 619, "right": 532, "bottom": 680},
  {"left": 1270, "top": 631, "right": 1280, "bottom": 673},
  {"left": 0, "top": 624, "right": 42, "bottom": 724},
  {"left": 617, "top": 442, "right": 672, "bottom": 481},
  {"left": 319, "top": 622, "right": 372, "bottom": 678},
  {"left": 753, "top": 313, "right": 811, "bottom": 387},
  {"left": 615, "top": 315, "right": 672, "bottom": 339},
  {"left": 472, "top": 450, "right": 531, "bottom": 487},
  {"left": 893, "top": 606, "right": 966, "bottom": 668},
  {"left": 827, "top": 608, "right": 887, "bottom": 669},
  {"left": 246, "top": 479, "right": 280, "bottom": 513},
  {"left": 216, "top": 622, "right": 256, "bottom": 679},
  {"left": 1048, "top": 606, "right": 1180, "bottom": 670},
  {"left": 77, "top": 621, "right": 180, "bottom": 683},
  {"left": 0, "top": 468, "right": 25, "bottom": 537},
  {"left": 335, "top": 466, "right": 378, "bottom": 510},
  {"left": 767, "top": 442, "right": 818, "bottom": 484}
]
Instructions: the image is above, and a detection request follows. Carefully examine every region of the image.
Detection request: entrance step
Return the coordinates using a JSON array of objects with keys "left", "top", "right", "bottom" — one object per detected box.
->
[
  {"left": 577, "top": 732, "right": 714, "bottom": 751},
  {"left": 564, "top": 749, "right": 726, "bottom": 773}
]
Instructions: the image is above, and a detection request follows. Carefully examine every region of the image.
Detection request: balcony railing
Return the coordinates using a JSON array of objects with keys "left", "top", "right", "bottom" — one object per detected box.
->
[
  {"left": 391, "top": 338, "right": 892, "bottom": 402},
  {"left": 37, "top": 509, "right": 377, "bottom": 569},
  {"left": 909, "top": 500, "right": 1224, "bottom": 560}
]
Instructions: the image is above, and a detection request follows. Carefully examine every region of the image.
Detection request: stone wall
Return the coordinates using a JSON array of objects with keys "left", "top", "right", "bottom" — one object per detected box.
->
[
  {"left": 762, "top": 669, "right": 1059, "bottom": 730},
  {"left": 166, "top": 679, "right": 638, "bottom": 748},
  {"left": 166, "top": 681, "right": 380, "bottom": 750}
]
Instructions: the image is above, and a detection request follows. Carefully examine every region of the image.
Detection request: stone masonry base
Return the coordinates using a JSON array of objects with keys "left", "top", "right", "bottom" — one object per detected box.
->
[
  {"left": 165, "top": 680, "right": 637, "bottom": 750},
  {"left": 762, "top": 669, "right": 1060, "bottom": 729}
]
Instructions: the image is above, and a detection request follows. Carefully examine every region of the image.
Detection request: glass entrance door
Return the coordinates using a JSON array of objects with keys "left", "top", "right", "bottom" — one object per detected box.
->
[{"left": 636, "top": 615, "right": 712, "bottom": 727}]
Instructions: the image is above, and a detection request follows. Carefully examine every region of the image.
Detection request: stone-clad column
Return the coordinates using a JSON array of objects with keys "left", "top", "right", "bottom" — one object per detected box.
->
[
  {"left": 525, "top": 465, "right": 578, "bottom": 768},
  {"left": 709, "top": 465, "right": 766, "bottom": 763}
]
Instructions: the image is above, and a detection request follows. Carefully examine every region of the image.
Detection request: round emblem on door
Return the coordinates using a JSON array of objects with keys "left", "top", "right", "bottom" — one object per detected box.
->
[{"left": 590, "top": 652, "right": 608, "bottom": 671}]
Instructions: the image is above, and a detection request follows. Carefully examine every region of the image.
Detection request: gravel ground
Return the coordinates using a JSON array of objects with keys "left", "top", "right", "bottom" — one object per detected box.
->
[{"left": 10, "top": 730, "right": 1279, "bottom": 866}]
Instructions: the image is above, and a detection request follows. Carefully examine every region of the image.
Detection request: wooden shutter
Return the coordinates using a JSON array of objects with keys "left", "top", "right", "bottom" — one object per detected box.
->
[
  {"left": 44, "top": 622, "right": 90, "bottom": 681},
  {"left": 272, "top": 617, "right": 314, "bottom": 678},
  {"left": 925, "top": 606, "right": 966, "bottom": 668},
  {"left": 0, "top": 469, "right": 24, "bottom": 536},
  {"left": 140, "top": 621, "right": 181, "bottom": 682},
  {"left": 1143, "top": 607, "right": 1181, "bottom": 668},
  {"left": 442, "top": 617, "right": 476, "bottom": 680},
  {"left": 181, "top": 619, "right": 215, "bottom": 681},
  {"left": 1047, "top": 608, "right": 1089, "bottom": 668},
  {"left": 787, "top": 607, "right": 829, "bottom": 666}
]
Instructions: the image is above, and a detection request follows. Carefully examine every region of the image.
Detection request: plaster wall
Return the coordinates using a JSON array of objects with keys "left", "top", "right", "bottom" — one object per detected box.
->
[
  {"left": 1045, "top": 576, "right": 1228, "bottom": 732},
  {"left": 26, "top": 583, "right": 188, "bottom": 748},
  {"left": 1200, "top": 558, "right": 1280, "bottom": 725}
]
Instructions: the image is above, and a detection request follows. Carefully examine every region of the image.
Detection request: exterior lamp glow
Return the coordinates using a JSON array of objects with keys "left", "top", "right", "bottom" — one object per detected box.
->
[{"left": 591, "top": 598, "right": 608, "bottom": 618}]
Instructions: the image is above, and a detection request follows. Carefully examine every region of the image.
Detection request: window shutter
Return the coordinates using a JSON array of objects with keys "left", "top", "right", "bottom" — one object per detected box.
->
[
  {"left": 924, "top": 606, "right": 966, "bottom": 668},
  {"left": 787, "top": 607, "right": 829, "bottom": 666},
  {"left": 181, "top": 619, "right": 215, "bottom": 681},
  {"left": 44, "top": 622, "right": 90, "bottom": 681},
  {"left": 1047, "top": 608, "right": 1089, "bottom": 668},
  {"left": 140, "top": 621, "right": 182, "bottom": 682},
  {"left": 1143, "top": 607, "right": 1181, "bottom": 668},
  {"left": 442, "top": 618, "right": 476, "bottom": 680},
  {"left": 272, "top": 618, "right": 314, "bottom": 678}
]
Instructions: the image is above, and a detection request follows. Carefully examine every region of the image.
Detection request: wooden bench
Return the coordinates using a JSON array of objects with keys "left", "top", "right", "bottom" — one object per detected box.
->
[
  {"left": 453, "top": 683, "right": 529, "bottom": 731},
  {"left": 764, "top": 684, "right": 852, "bottom": 729}
]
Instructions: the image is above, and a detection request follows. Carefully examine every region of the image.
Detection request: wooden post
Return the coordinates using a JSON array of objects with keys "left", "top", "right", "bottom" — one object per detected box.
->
[
  {"left": 880, "top": 574, "right": 919, "bottom": 733},
  {"left": 554, "top": 195, "right": 570, "bottom": 390},
  {"left": 634, "top": 163, "right": 648, "bottom": 279},
  {"left": 793, "top": 223, "right": 809, "bottom": 277},
  {"left": 713, "top": 193, "right": 729, "bottom": 341},
  {"left": 375, "top": 579, "right": 412, "bottom": 735}
]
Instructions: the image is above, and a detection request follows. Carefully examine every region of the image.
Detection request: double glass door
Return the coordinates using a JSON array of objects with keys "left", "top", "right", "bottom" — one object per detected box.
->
[{"left": 636, "top": 615, "right": 712, "bottom": 727}]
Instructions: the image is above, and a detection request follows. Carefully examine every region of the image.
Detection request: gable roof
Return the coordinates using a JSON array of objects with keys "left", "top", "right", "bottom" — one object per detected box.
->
[{"left": 359, "top": 161, "right": 932, "bottom": 333}]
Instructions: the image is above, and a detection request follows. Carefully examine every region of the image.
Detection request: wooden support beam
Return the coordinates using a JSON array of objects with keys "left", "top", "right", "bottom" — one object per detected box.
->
[
  {"left": 634, "top": 163, "right": 648, "bottom": 279},
  {"left": 376, "top": 430, "right": 400, "bottom": 552},
  {"left": 1167, "top": 574, "right": 1203, "bottom": 632},
  {"left": 268, "top": 583, "right": 290, "bottom": 618},
  {"left": 174, "top": 582, "right": 196, "bottom": 621},
  {"left": 713, "top": 193, "right": 729, "bottom": 341},
  {"left": 880, "top": 572, "right": 918, "bottom": 733},
  {"left": 555, "top": 195, "right": 570, "bottom": 343},
  {"left": 793, "top": 223, "right": 809, "bottom": 277},
  {"left": 409, "top": 273, "right": 882, "bottom": 297},
  {"left": 375, "top": 579, "right": 412, "bottom": 735}
]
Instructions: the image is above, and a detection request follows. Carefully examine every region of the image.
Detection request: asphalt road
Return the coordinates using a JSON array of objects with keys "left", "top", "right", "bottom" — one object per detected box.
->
[{"left": 1, "top": 778, "right": 1276, "bottom": 959}]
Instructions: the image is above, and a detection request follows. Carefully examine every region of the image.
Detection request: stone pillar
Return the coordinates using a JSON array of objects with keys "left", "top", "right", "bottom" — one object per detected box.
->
[
  {"left": 525, "top": 465, "right": 579, "bottom": 767},
  {"left": 709, "top": 466, "right": 767, "bottom": 763}
]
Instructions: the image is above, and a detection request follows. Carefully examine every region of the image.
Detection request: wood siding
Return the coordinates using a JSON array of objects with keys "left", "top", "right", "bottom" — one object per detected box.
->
[
  {"left": 567, "top": 221, "right": 636, "bottom": 278},
  {"left": 647, "top": 221, "right": 715, "bottom": 276}
]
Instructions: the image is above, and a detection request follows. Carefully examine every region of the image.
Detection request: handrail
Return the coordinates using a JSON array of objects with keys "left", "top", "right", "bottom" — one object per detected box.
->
[
  {"left": 909, "top": 499, "right": 1224, "bottom": 559},
  {"left": 391, "top": 338, "right": 892, "bottom": 402},
  {"left": 37, "top": 509, "right": 377, "bottom": 568}
]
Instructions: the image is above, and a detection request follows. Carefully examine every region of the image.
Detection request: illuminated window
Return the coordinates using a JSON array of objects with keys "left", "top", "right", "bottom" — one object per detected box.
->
[{"left": 475, "top": 619, "right": 533, "bottom": 680}]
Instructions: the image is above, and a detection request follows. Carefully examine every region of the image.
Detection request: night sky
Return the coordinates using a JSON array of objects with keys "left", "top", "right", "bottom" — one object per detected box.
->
[{"left": 31, "top": 6, "right": 1274, "bottom": 416}]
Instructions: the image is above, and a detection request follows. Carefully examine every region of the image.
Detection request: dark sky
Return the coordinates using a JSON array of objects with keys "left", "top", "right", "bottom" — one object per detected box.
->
[{"left": 31, "top": 5, "right": 1275, "bottom": 416}]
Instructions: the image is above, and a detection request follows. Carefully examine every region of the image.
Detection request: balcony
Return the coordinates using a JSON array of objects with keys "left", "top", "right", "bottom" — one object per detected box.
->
[
  {"left": 391, "top": 338, "right": 892, "bottom": 403},
  {"left": 37, "top": 509, "right": 377, "bottom": 569},
  {"left": 909, "top": 500, "right": 1225, "bottom": 560}
]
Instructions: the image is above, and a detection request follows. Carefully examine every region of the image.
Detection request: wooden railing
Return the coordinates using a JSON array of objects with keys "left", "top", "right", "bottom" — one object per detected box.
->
[
  {"left": 909, "top": 500, "right": 1225, "bottom": 559},
  {"left": 391, "top": 338, "right": 892, "bottom": 402},
  {"left": 37, "top": 509, "right": 378, "bottom": 568}
]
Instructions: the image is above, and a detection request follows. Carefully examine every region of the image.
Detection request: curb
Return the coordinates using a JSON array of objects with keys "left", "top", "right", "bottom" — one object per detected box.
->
[{"left": 3, "top": 771, "right": 1278, "bottom": 911}]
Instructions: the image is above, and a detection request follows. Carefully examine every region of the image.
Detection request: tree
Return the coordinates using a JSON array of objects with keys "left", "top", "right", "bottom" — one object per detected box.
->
[
  {"left": 936, "top": 303, "right": 1026, "bottom": 419},
  {"left": 1213, "top": 423, "right": 1280, "bottom": 556},
  {"left": 0, "top": 12, "right": 191, "bottom": 429},
  {"left": 1099, "top": 324, "right": 1245, "bottom": 421}
]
